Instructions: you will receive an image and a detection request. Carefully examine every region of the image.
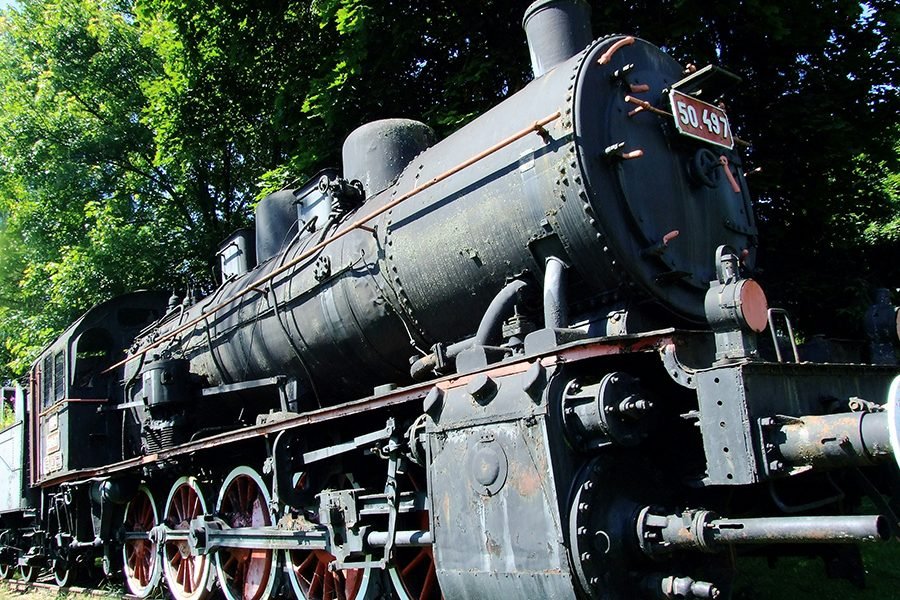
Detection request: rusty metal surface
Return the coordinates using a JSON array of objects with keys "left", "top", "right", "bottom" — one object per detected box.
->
[
  {"left": 695, "top": 361, "right": 899, "bottom": 486},
  {"left": 429, "top": 415, "right": 576, "bottom": 599}
]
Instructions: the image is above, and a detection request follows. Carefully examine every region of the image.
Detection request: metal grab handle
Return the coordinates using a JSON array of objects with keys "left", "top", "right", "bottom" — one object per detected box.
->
[{"left": 767, "top": 308, "right": 799, "bottom": 363}]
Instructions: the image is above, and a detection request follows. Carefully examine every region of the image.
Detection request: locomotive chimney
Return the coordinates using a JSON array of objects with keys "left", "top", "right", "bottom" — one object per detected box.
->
[{"left": 522, "top": 0, "right": 593, "bottom": 78}]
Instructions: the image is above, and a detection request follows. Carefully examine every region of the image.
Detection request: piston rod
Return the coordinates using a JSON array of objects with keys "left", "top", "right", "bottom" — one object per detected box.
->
[
  {"left": 180, "top": 517, "right": 432, "bottom": 555},
  {"left": 366, "top": 529, "right": 433, "bottom": 547},
  {"left": 709, "top": 515, "right": 889, "bottom": 544}
]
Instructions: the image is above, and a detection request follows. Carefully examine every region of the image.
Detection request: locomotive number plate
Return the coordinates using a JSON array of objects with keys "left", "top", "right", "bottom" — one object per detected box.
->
[{"left": 669, "top": 90, "right": 734, "bottom": 149}]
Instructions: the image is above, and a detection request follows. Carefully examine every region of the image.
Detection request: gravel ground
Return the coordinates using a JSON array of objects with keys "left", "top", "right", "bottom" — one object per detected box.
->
[{"left": 0, "top": 582, "right": 121, "bottom": 600}]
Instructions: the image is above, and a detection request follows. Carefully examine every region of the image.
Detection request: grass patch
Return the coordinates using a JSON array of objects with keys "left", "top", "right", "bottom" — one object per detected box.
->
[{"left": 733, "top": 540, "right": 900, "bottom": 599}]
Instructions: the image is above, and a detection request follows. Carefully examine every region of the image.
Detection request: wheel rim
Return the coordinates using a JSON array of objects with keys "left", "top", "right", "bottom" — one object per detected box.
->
[
  {"left": 48, "top": 500, "right": 74, "bottom": 588},
  {"left": 390, "top": 547, "right": 439, "bottom": 600},
  {"left": 215, "top": 467, "right": 277, "bottom": 600},
  {"left": 163, "top": 477, "right": 214, "bottom": 600},
  {"left": 0, "top": 562, "right": 10, "bottom": 579},
  {"left": 390, "top": 512, "right": 441, "bottom": 600},
  {"left": 123, "top": 485, "right": 161, "bottom": 597},
  {"left": 19, "top": 564, "right": 37, "bottom": 583},
  {"left": 53, "top": 559, "right": 74, "bottom": 587}
]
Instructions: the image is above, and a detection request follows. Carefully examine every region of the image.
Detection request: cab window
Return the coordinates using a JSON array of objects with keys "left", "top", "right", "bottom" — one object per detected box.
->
[{"left": 53, "top": 352, "right": 65, "bottom": 401}]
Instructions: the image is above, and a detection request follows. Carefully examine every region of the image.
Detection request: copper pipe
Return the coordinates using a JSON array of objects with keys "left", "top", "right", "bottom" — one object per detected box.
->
[
  {"left": 718, "top": 156, "right": 742, "bottom": 193},
  {"left": 598, "top": 37, "right": 635, "bottom": 65},
  {"left": 662, "top": 230, "right": 680, "bottom": 245},
  {"left": 104, "top": 111, "right": 563, "bottom": 374},
  {"left": 39, "top": 398, "right": 106, "bottom": 418},
  {"left": 624, "top": 95, "right": 672, "bottom": 118}
]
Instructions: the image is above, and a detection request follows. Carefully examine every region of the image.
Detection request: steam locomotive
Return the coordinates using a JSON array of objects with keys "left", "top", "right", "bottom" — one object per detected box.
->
[{"left": 2, "top": 1, "right": 899, "bottom": 599}]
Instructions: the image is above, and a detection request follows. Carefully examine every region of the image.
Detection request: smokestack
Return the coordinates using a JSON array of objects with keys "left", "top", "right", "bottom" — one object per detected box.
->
[{"left": 522, "top": 0, "right": 593, "bottom": 78}]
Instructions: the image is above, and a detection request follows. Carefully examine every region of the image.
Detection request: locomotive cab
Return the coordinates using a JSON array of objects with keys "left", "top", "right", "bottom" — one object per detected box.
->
[{"left": 29, "top": 291, "right": 167, "bottom": 482}]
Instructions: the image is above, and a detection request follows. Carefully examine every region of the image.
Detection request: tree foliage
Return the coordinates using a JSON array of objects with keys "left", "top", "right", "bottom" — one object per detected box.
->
[{"left": 0, "top": 0, "right": 896, "bottom": 379}]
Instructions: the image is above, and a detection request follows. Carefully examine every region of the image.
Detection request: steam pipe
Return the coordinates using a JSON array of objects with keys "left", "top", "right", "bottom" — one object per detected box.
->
[
  {"left": 544, "top": 256, "right": 568, "bottom": 329},
  {"left": 410, "top": 279, "right": 529, "bottom": 380},
  {"left": 474, "top": 279, "right": 530, "bottom": 347}
]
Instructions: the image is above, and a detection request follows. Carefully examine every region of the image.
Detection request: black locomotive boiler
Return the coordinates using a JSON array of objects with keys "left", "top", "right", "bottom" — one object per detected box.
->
[{"left": 2, "top": 1, "right": 899, "bottom": 599}]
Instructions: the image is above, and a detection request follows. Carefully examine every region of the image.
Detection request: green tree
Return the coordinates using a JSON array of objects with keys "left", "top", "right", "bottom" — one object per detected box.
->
[{"left": 0, "top": 0, "right": 179, "bottom": 376}]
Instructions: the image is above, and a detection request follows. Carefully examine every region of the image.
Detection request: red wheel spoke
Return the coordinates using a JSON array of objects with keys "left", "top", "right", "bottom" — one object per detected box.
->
[
  {"left": 238, "top": 556, "right": 249, "bottom": 587},
  {"left": 297, "top": 551, "right": 316, "bottom": 574},
  {"left": 288, "top": 547, "right": 364, "bottom": 600},
  {"left": 421, "top": 562, "right": 437, "bottom": 600},
  {"left": 401, "top": 549, "right": 428, "bottom": 578},
  {"left": 136, "top": 556, "right": 146, "bottom": 583},
  {"left": 186, "top": 558, "right": 196, "bottom": 594},
  {"left": 323, "top": 568, "right": 334, "bottom": 598},
  {"left": 241, "top": 478, "right": 250, "bottom": 509},
  {"left": 310, "top": 560, "right": 325, "bottom": 596},
  {"left": 182, "top": 488, "right": 191, "bottom": 520},
  {"left": 336, "top": 573, "right": 347, "bottom": 600},
  {"left": 392, "top": 508, "right": 439, "bottom": 600},
  {"left": 175, "top": 557, "right": 185, "bottom": 585},
  {"left": 175, "top": 489, "right": 184, "bottom": 523}
]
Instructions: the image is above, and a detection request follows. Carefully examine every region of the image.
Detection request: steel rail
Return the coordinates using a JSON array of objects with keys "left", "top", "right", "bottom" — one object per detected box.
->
[{"left": 103, "top": 111, "right": 562, "bottom": 375}]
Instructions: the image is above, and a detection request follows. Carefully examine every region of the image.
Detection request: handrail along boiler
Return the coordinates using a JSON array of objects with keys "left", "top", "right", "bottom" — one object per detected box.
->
[{"left": 1, "top": 1, "right": 899, "bottom": 599}]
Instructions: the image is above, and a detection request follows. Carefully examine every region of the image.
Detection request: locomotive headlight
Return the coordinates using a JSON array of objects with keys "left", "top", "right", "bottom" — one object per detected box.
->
[
  {"left": 889, "top": 375, "right": 900, "bottom": 471},
  {"left": 704, "top": 277, "right": 769, "bottom": 334},
  {"left": 895, "top": 306, "right": 900, "bottom": 343},
  {"left": 737, "top": 279, "right": 769, "bottom": 333}
]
